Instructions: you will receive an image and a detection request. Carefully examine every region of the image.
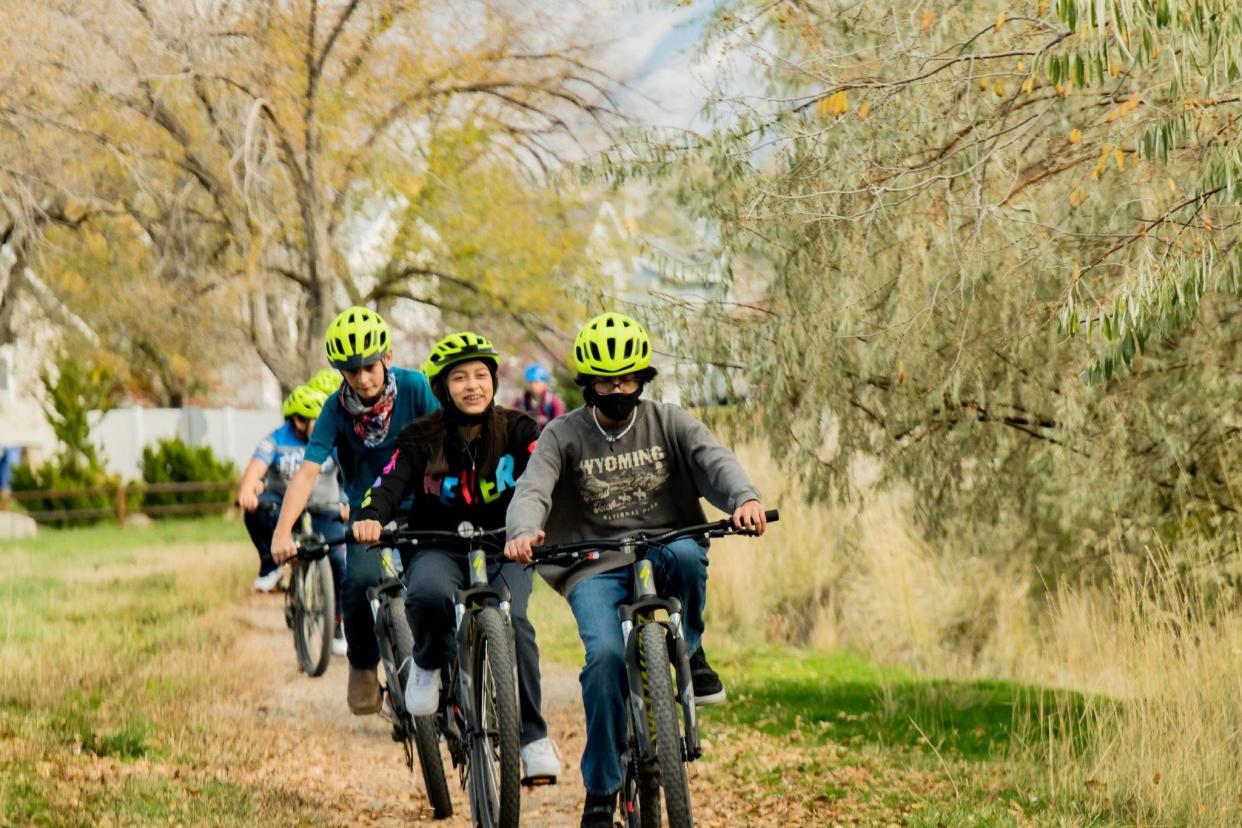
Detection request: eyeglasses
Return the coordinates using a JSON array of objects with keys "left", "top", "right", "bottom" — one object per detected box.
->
[{"left": 591, "top": 377, "right": 640, "bottom": 394}]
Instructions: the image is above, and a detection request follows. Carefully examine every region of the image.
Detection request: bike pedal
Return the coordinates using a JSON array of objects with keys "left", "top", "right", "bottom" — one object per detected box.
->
[{"left": 521, "top": 774, "right": 556, "bottom": 787}]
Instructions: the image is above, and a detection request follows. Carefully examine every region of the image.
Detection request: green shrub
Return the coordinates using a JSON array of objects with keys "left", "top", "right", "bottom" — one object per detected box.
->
[
  {"left": 139, "top": 438, "right": 237, "bottom": 516},
  {"left": 10, "top": 461, "right": 118, "bottom": 527}
]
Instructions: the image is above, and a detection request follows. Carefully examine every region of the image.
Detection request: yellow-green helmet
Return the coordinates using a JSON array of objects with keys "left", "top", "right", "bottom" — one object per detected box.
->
[
  {"left": 572, "top": 312, "right": 651, "bottom": 376},
  {"left": 307, "top": 368, "right": 342, "bottom": 395},
  {"left": 421, "top": 332, "right": 500, "bottom": 383},
  {"left": 324, "top": 306, "right": 391, "bottom": 369},
  {"left": 282, "top": 385, "right": 327, "bottom": 419}
]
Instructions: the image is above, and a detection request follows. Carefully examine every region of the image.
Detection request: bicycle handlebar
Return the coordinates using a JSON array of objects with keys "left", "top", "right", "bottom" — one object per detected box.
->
[
  {"left": 530, "top": 509, "right": 779, "bottom": 566},
  {"left": 370, "top": 522, "right": 507, "bottom": 552}
]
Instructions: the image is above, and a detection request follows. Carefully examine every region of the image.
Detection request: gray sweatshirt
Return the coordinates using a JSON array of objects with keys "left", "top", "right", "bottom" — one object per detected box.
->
[{"left": 505, "top": 400, "right": 761, "bottom": 595}]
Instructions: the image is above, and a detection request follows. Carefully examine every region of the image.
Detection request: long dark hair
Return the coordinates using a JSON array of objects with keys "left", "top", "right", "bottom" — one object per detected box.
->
[{"left": 400, "top": 404, "right": 519, "bottom": 480}]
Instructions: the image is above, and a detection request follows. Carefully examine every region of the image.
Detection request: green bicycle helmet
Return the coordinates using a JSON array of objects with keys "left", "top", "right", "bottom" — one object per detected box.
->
[
  {"left": 282, "top": 384, "right": 327, "bottom": 420},
  {"left": 421, "top": 332, "right": 500, "bottom": 383},
  {"left": 307, "top": 368, "right": 342, "bottom": 395},
  {"left": 572, "top": 312, "right": 652, "bottom": 376},
  {"left": 324, "top": 306, "right": 391, "bottom": 369}
]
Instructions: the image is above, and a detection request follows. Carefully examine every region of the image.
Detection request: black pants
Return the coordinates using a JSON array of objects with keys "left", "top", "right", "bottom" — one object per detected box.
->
[
  {"left": 243, "top": 504, "right": 345, "bottom": 611},
  {"left": 403, "top": 549, "right": 548, "bottom": 745}
]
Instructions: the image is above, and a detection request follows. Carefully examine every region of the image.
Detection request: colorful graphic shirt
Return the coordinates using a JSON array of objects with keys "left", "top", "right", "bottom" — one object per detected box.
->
[
  {"left": 355, "top": 410, "right": 540, "bottom": 533},
  {"left": 506, "top": 400, "right": 761, "bottom": 595},
  {"left": 253, "top": 421, "right": 343, "bottom": 509},
  {"left": 304, "top": 367, "right": 440, "bottom": 509}
]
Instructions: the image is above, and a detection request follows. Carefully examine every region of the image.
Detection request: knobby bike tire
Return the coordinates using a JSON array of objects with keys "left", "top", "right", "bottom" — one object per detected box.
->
[
  {"left": 386, "top": 602, "right": 454, "bottom": 820},
  {"left": 469, "top": 607, "right": 522, "bottom": 828},
  {"left": 639, "top": 623, "right": 693, "bottom": 828},
  {"left": 294, "top": 558, "right": 334, "bottom": 677}
]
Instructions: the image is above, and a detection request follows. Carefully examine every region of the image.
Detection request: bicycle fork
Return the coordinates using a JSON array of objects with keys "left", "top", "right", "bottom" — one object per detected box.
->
[
  {"left": 453, "top": 548, "right": 513, "bottom": 744},
  {"left": 620, "top": 557, "right": 702, "bottom": 765}
]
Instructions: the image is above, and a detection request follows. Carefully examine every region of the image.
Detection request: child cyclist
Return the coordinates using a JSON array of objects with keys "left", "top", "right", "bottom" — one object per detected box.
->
[
  {"left": 271, "top": 307, "right": 440, "bottom": 715},
  {"left": 512, "top": 362, "right": 566, "bottom": 431},
  {"left": 503, "top": 312, "right": 767, "bottom": 827},
  {"left": 351, "top": 332, "right": 560, "bottom": 783},
  {"left": 236, "top": 384, "right": 348, "bottom": 659}
]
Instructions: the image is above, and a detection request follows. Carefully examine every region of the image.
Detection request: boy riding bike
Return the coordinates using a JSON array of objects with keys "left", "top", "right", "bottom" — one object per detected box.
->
[
  {"left": 351, "top": 331, "right": 560, "bottom": 783},
  {"left": 504, "top": 312, "right": 767, "bottom": 827},
  {"left": 271, "top": 307, "right": 440, "bottom": 715},
  {"left": 236, "top": 384, "right": 348, "bottom": 657}
]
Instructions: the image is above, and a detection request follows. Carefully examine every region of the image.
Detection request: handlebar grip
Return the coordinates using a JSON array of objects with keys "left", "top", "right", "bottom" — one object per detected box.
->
[{"left": 765, "top": 509, "right": 780, "bottom": 522}]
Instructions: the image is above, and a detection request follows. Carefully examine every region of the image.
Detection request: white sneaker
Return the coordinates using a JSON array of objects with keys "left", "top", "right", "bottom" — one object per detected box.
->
[
  {"left": 331, "top": 627, "right": 348, "bottom": 657},
  {"left": 520, "top": 737, "right": 560, "bottom": 785},
  {"left": 403, "top": 664, "right": 440, "bottom": 716},
  {"left": 253, "top": 570, "right": 282, "bottom": 592}
]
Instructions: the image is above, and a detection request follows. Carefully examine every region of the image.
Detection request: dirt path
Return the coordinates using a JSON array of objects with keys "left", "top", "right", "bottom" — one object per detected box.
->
[{"left": 221, "top": 593, "right": 589, "bottom": 827}]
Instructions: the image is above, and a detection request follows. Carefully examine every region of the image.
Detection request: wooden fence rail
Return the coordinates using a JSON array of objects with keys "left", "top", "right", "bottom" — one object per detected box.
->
[{"left": 10, "top": 479, "right": 237, "bottom": 524}]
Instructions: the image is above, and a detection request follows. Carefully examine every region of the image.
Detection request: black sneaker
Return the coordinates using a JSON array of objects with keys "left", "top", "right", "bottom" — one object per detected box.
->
[
  {"left": 580, "top": 790, "right": 617, "bottom": 828},
  {"left": 690, "top": 647, "right": 726, "bottom": 706}
]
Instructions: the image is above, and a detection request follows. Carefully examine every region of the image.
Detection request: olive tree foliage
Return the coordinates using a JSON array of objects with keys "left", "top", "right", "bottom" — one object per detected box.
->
[
  {"left": 601, "top": 0, "right": 1242, "bottom": 563},
  {"left": 0, "top": 0, "right": 612, "bottom": 390}
]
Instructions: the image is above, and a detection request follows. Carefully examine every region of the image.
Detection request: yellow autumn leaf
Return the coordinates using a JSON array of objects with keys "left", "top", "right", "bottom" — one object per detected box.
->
[
  {"left": 1114, "top": 149, "right": 1125, "bottom": 170},
  {"left": 858, "top": 99, "right": 870, "bottom": 121},
  {"left": 818, "top": 91, "right": 848, "bottom": 117},
  {"left": 1108, "top": 59, "right": 1120, "bottom": 78},
  {"left": 1022, "top": 76, "right": 1035, "bottom": 94},
  {"left": 921, "top": 9, "right": 934, "bottom": 34},
  {"left": 993, "top": 79, "right": 1005, "bottom": 97},
  {"left": 995, "top": 11, "right": 1006, "bottom": 32},
  {"left": 1168, "top": 177, "right": 1178, "bottom": 193},
  {"left": 1067, "top": 128, "right": 1082, "bottom": 144}
]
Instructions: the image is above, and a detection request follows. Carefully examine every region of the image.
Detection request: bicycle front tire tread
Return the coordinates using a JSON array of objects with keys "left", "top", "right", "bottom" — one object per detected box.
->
[
  {"left": 472, "top": 607, "right": 522, "bottom": 828},
  {"left": 639, "top": 622, "right": 693, "bottom": 828}
]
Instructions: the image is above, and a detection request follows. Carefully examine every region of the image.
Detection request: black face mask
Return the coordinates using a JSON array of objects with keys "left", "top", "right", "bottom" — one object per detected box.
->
[{"left": 584, "top": 385, "right": 642, "bottom": 422}]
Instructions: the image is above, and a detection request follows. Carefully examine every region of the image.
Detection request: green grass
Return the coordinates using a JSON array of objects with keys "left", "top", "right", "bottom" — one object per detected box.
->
[
  {"left": 0, "top": 513, "right": 242, "bottom": 557},
  {"left": 694, "top": 644, "right": 1114, "bottom": 826},
  {"left": 0, "top": 515, "right": 321, "bottom": 826}
]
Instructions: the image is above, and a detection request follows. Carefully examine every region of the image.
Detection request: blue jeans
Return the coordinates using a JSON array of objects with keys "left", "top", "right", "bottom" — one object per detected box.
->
[{"left": 566, "top": 537, "right": 708, "bottom": 796}]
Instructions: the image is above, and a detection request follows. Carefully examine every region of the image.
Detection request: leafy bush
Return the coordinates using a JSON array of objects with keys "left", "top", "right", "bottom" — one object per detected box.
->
[
  {"left": 139, "top": 438, "right": 237, "bottom": 515},
  {"left": 8, "top": 352, "right": 127, "bottom": 527},
  {"left": 10, "top": 461, "right": 118, "bottom": 527}
]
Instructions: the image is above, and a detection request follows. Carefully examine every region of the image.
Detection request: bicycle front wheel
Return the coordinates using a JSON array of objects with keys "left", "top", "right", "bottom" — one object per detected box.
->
[
  {"left": 468, "top": 607, "right": 522, "bottom": 828},
  {"left": 637, "top": 622, "right": 692, "bottom": 828},
  {"left": 386, "top": 601, "right": 454, "bottom": 819},
  {"left": 293, "top": 557, "right": 334, "bottom": 677}
]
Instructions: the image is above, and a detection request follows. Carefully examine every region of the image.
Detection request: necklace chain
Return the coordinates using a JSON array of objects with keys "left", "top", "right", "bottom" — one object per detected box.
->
[
  {"left": 462, "top": 439, "right": 479, "bottom": 470},
  {"left": 591, "top": 406, "right": 637, "bottom": 444}
]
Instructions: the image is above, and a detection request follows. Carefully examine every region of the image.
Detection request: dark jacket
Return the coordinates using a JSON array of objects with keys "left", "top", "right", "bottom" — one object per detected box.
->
[{"left": 357, "top": 409, "right": 539, "bottom": 532}]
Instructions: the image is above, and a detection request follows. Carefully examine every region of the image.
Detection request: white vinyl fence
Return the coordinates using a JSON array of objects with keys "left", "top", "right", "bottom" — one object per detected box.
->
[{"left": 91, "top": 406, "right": 282, "bottom": 479}]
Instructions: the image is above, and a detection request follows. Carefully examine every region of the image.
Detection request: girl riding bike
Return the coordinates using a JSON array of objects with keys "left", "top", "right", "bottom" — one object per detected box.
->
[
  {"left": 351, "top": 331, "right": 560, "bottom": 784},
  {"left": 504, "top": 312, "right": 767, "bottom": 828}
]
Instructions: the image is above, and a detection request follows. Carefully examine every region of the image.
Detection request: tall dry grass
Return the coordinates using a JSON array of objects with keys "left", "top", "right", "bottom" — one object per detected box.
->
[
  {"left": 708, "top": 445, "right": 1038, "bottom": 675},
  {"left": 1033, "top": 563, "right": 1242, "bottom": 826},
  {"left": 710, "top": 444, "right": 1242, "bottom": 825}
]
